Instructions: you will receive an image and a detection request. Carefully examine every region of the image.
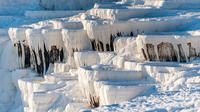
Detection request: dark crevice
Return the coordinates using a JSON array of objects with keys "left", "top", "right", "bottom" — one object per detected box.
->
[
  {"left": 17, "top": 42, "right": 22, "bottom": 57},
  {"left": 106, "top": 44, "right": 110, "bottom": 51},
  {"left": 44, "top": 44, "right": 50, "bottom": 72},
  {"left": 23, "top": 44, "right": 31, "bottom": 68},
  {"left": 130, "top": 32, "right": 134, "bottom": 36},
  {"left": 99, "top": 41, "right": 104, "bottom": 51},
  {"left": 49, "top": 46, "right": 59, "bottom": 64},
  {"left": 177, "top": 44, "right": 186, "bottom": 62},
  {"left": 91, "top": 40, "right": 96, "bottom": 51},
  {"left": 32, "top": 49, "right": 39, "bottom": 74},
  {"left": 110, "top": 34, "right": 115, "bottom": 51},
  {"left": 15, "top": 41, "right": 65, "bottom": 75},
  {"left": 59, "top": 48, "right": 64, "bottom": 62},
  {"left": 117, "top": 32, "right": 122, "bottom": 37},
  {"left": 146, "top": 44, "right": 157, "bottom": 61},
  {"left": 141, "top": 48, "right": 147, "bottom": 60},
  {"left": 38, "top": 49, "right": 44, "bottom": 75},
  {"left": 89, "top": 94, "right": 99, "bottom": 108},
  {"left": 157, "top": 42, "right": 177, "bottom": 62},
  {"left": 187, "top": 42, "right": 196, "bottom": 61},
  {"left": 90, "top": 32, "right": 123, "bottom": 52}
]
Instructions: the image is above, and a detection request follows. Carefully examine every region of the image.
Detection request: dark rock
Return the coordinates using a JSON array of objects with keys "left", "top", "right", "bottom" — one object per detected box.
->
[
  {"left": 130, "top": 32, "right": 134, "bottom": 36},
  {"left": 141, "top": 48, "right": 147, "bottom": 60},
  {"left": 177, "top": 44, "right": 186, "bottom": 62},
  {"left": 49, "top": 46, "right": 59, "bottom": 64},
  {"left": 38, "top": 49, "right": 44, "bottom": 75},
  {"left": 17, "top": 42, "right": 22, "bottom": 57},
  {"left": 187, "top": 42, "right": 196, "bottom": 60},
  {"left": 32, "top": 49, "right": 39, "bottom": 74},
  {"left": 157, "top": 42, "right": 177, "bottom": 62},
  {"left": 23, "top": 44, "right": 31, "bottom": 68},
  {"left": 91, "top": 40, "right": 97, "bottom": 51},
  {"left": 44, "top": 44, "right": 50, "bottom": 72},
  {"left": 99, "top": 41, "right": 104, "bottom": 51},
  {"left": 89, "top": 94, "right": 99, "bottom": 108},
  {"left": 106, "top": 44, "right": 110, "bottom": 51},
  {"left": 117, "top": 32, "right": 122, "bottom": 37},
  {"left": 59, "top": 48, "right": 64, "bottom": 62},
  {"left": 110, "top": 34, "right": 115, "bottom": 51},
  {"left": 146, "top": 44, "right": 157, "bottom": 61}
]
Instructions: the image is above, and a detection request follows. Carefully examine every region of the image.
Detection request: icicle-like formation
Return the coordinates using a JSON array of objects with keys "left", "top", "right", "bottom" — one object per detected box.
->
[
  {"left": 82, "top": 15, "right": 193, "bottom": 51},
  {"left": 136, "top": 34, "right": 200, "bottom": 62},
  {"left": 62, "top": 29, "right": 91, "bottom": 56},
  {"left": 8, "top": 28, "right": 65, "bottom": 75},
  {"left": 62, "top": 29, "right": 91, "bottom": 68},
  {"left": 87, "top": 9, "right": 156, "bottom": 20}
]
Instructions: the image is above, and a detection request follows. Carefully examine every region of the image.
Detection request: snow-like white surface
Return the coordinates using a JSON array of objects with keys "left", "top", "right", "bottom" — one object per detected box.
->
[
  {"left": 62, "top": 29, "right": 90, "bottom": 57},
  {"left": 25, "top": 11, "right": 84, "bottom": 19},
  {"left": 1, "top": 0, "right": 200, "bottom": 112},
  {"left": 91, "top": 87, "right": 200, "bottom": 112},
  {"left": 82, "top": 15, "right": 193, "bottom": 51},
  {"left": 53, "top": 63, "right": 70, "bottom": 73},
  {"left": 0, "top": 40, "right": 17, "bottom": 70},
  {"left": 74, "top": 51, "right": 116, "bottom": 67},
  {"left": 94, "top": 80, "right": 153, "bottom": 105},
  {"left": 78, "top": 65, "right": 145, "bottom": 106},
  {"left": 91, "top": 61, "right": 200, "bottom": 112},
  {"left": 18, "top": 72, "right": 86, "bottom": 112}
]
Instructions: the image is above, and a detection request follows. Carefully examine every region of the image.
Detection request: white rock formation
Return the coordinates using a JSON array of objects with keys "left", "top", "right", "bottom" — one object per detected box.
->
[
  {"left": 74, "top": 51, "right": 116, "bottom": 68},
  {"left": 1, "top": 0, "right": 200, "bottom": 111},
  {"left": 137, "top": 34, "right": 200, "bottom": 62},
  {"left": 78, "top": 65, "right": 146, "bottom": 107}
]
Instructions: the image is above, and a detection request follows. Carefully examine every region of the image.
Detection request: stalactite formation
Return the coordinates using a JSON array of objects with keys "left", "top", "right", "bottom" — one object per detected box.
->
[
  {"left": 89, "top": 94, "right": 99, "bottom": 108},
  {"left": 146, "top": 44, "right": 157, "bottom": 61},
  {"left": 91, "top": 40, "right": 96, "bottom": 51},
  {"left": 72, "top": 48, "right": 79, "bottom": 53},
  {"left": 14, "top": 42, "right": 64, "bottom": 75},
  {"left": 110, "top": 34, "right": 116, "bottom": 51},
  {"left": 106, "top": 44, "right": 110, "bottom": 51},
  {"left": 157, "top": 42, "right": 177, "bottom": 62},
  {"left": 59, "top": 48, "right": 64, "bottom": 62},
  {"left": 143, "top": 42, "right": 179, "bottom": 62},
  {"left": 89, "top": 32, "right": 138, "bottom": 52},
  {"left": 90, "top": 32, "right": 123, "bottom": 52},
  {"left": 187, "top": 42, "right": 196, "bottom": 60},
  {"left": 38, "top": 49, "right": 44, "bottom": 75},
  {"left": 99, "top": 41, "right": 104, "bottom": 51},
  {"left": 177, "top": 44, "right": 186, "bottom": 62},
  {"left": 141, "top": 48, "right": 147, "bottom": 60},
  {"left": 43, "top": 44, "right": 50, "bottom": 72},
  {"left": 32, "top": 49, "right": 38, "bottom": 73},
  {"left": 23, "top": 44, "right": 31, "bottom": 68},
  {"left": 17, "top": 42, "right": 22, "bottom": 58},
  {"left": 49, "top": 46, "right": 60, "bottom": 64}
]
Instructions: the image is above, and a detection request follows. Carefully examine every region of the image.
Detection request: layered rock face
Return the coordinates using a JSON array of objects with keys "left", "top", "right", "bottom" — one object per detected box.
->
[
  {"left": 137, "top": 35, "right": 200, "bottom": 62},
  {"left": 6, "top": 4, "right": 199, "bottom": 76},
  {"left": 1, "top": 0, "right": 200, "bottom": 112},
  {"left": 9, "top": 28, "right": 65, "bottom": 75}
]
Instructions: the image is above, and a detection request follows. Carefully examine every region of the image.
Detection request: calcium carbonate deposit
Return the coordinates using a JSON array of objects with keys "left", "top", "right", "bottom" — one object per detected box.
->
[{"left": 0, "top": 0, "right": 200, "bottom": 112}]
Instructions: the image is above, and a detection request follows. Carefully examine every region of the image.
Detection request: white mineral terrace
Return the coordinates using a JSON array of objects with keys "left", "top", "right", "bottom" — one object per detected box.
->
[
  {"left": 137, "top": 34, "right": 200, "bottom": 62},
  {"left": 0, "top": 0, "right": 200, "bottom": 112}
]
